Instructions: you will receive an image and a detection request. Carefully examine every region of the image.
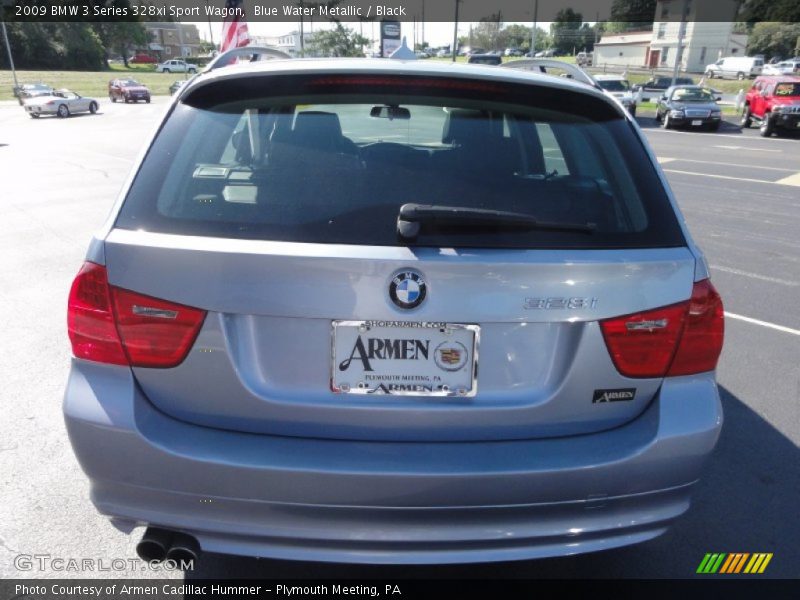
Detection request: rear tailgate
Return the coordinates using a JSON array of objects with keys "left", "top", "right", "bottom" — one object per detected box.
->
[{"left": 105, "top": 229, "right": 695, "bottom": 442}]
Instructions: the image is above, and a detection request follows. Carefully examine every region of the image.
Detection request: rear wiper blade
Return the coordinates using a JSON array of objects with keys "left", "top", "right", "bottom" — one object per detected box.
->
[{"left": 397, "top": 203, "right": 595, "bottom": 241}]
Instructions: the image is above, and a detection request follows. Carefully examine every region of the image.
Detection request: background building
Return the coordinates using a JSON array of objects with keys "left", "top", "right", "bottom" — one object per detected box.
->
[
  {"left": 594, "top": 0, "right": 746, "bottom": 72},
  {"left": 252, "top": 30, "right": 316, "bottom": 57},
  {"left": 143, "top": 23, "right": 201, "bottom": 59}
]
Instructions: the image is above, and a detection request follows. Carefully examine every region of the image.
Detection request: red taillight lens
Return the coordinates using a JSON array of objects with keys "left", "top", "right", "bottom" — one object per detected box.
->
[
  {"left": 667, "top": 279, "right": 724, "bottom": 376},
  {"left": 600, "top": 303, "right": 687, "bottom": 378},
  {"left": 111, "top": 287, "right": 206, "bottom": 368},
  {"left": 67, "top": 262, "right": 206, "bottom": 368},
  {"left": 600, "top": 279, "right": 724, "bottom": 378},
  {"left": 68, "top": 262, "right": 128, "bottom": 365}
]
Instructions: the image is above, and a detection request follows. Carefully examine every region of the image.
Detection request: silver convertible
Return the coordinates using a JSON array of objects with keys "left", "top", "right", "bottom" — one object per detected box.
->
[{"left": 24, "top": 89, "right": 99, "bottom": 118}]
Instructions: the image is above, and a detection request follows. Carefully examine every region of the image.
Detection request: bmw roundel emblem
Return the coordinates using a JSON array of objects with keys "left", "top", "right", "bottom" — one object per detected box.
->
[{"left": 389, "top": 270, "right": 427, "bottom": 310}]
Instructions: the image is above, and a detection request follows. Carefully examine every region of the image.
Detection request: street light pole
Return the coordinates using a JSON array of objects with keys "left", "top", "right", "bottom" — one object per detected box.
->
[
  {"left": 204, "top": 0, "right": 215, "bottom": 48},
  {"left": 530, "top": 0, "right": 538, "bottom": 55},
  {"left": 671, "top": 0, "right": 689, "bottom": 87},
  {"left": 452, "top": 0, "right": 460, "bottom": 62},
  {"left": 1, "top": 21, "right": 19, "bottom": 94}
]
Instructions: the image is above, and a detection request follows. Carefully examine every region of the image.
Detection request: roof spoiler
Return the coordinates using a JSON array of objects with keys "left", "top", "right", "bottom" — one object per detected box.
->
[
  {"left": 205, "top": 46, "right": 292, "bottom": 72},
  {"left": 501, "top": 59, "right": 600, "bottom": 89}
]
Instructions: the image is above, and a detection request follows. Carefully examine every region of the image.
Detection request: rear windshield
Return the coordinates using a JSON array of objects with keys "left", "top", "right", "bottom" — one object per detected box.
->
[
  {"left": 597, "top": 79, "right": 630, "bottom": 92},
  {"left": 116, "top": 73, "right": 685, "bottom": 249}
]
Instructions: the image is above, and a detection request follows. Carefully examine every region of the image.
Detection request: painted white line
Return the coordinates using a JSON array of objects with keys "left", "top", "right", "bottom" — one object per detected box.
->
[
  {"left": 662, "top": 169, "right": 776, "bottom": 185},
  {"left": 713, "top": 144, "right": 782, "bottom": 153},
  {"left": 657, "top": 156, "right": 797, "bottom": 172},
  {"left": 711, "top": 265, "right": 798, "bottom": 287},
  {"left": 658, "top": 157, "right": 676, "bottom": 164},
  {"left": 775, "top": 172, "right": 800, "bottom": 187},
  {"left": 645, "top": 129, "right": 797, "bottom": 145},
  {"left": 724, "top": 312, "right": 800, "bottom": 336}
]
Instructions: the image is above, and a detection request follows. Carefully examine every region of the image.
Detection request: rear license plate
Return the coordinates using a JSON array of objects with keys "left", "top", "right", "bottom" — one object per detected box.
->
[
  {"left": 332, "top": 321, "right": 479, "bottom": 396},
  {"left": 691, "top": 119, "right": 703, "bottom": 126}
]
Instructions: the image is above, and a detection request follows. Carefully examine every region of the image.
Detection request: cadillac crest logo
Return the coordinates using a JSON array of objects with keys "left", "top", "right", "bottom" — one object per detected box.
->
[{"left": 389, "top": 270, "right": 427, "bottom": 310}]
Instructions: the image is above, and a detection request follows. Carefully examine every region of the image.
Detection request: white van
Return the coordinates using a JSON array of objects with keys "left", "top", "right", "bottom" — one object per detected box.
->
[{"left": 704, "top": 56, "right": 764, "bottom": 80}]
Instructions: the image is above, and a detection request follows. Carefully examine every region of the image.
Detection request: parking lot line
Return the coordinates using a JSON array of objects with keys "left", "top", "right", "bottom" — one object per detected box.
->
[
  {"left": 658, "top": 157, "right": 797, "bottom": 173},
  {"left": 661, "top": 169, "right": 781, "bottom": 185},
  {"left": 646, "top": 129, "right": 798, "bottom": 146},
  {"left": 711, "top": 265, "right": 798, "bottom": 287},
  {"left": 724, "top": 312, "right": 800, "bottom": 336},
  {"left": 712, "top": 144, "right": 783, "bottom": 152},
  {"left": 775, "top": 172, "right": 800, "bottom": 187}
]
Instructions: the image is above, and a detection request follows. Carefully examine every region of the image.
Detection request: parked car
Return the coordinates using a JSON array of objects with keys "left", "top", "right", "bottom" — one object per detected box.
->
[
  {"left": 704, "top": 56, "right": 764, "bottom": 80},
  {"left": 633, "top": 76, "right": 695, "bottom": 101},
  {"left": 634, "top": 76, "right": 694, "bottom": 93},
  {"left": 156, "top": 59, "right": 198, "bottom": 74},
  {"left": 576, "top": 51, "right": 593, "bottom": 67},
  {"left": 467, "top": 53, "right": 502, "bottom": 66},
  {"left": 108, "top": 79, "right": 151, "bottom": 103},
  {"left": 741, "top": 75, "right": 800, "bottom": 137},
  {"left": 13, "top": 82, "right": 54, "bottom": 105},
  {"left": 655, "top": 85, "right": 723, "bottom": 130},
  {"left": 130, "top": 54, "right": 157, "bottom": 64},
  {"left": 169, "top": 80, "right": 188, "bottom": 95},
  {"left": 762, "top": 60, "right": 800, "bottom": 76},
  {"left": 23, "top": 89, "right": 99, "bottom": 119},
  {"left": 504, "top": 48, "right": 523, "bottom": 57},
  {"left": 64, "top": 56, "right": 724, "bottom": 565},
  {"left": 535, "top": 49, "right": 556, "bottom": 57},
  {"left": 595, "top": 74, "right": 638, "bottom": 116}
]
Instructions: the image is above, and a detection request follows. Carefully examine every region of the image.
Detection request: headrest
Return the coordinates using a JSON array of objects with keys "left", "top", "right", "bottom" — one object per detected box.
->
[
  {"left": 292, "top": 111, "right": 344, "bottom": 149},
  {"left": 442, "top": 109, "right": 494, "bottom": 145}
]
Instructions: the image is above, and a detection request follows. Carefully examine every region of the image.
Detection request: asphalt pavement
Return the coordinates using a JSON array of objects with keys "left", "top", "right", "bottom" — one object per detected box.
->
[{"left": 0, "top": 98, "right": 798, "bottom": 580}]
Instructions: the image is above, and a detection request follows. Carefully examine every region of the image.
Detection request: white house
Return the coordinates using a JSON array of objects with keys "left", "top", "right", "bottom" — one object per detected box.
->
[
  {"left": 595, "top": 0, "right": 747, "bottom": 73},
  {"left": 594, "top": 31, "right": 653, "bottom": 69},
  {"left": 251, "top": 30, "right": 317, "bottom": 57}
]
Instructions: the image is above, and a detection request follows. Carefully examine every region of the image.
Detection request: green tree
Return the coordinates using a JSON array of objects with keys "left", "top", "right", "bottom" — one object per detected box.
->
[
  {"left": 1, "top": 22, "right": 104, "bottom": 70},
  {"left": 739, "top": 0, "right": 800, "bottom": 23},
  {"left": 308, "top": 24, "right": 370, "bottom": 57},
  {"left": 747, "top": 22, "right": 800, "bottom": 59},
  {"left": 92, "top": 22, "right": 148, "bottom": 68},
  {"left": 550, "top": 8, "right": 583, "bottom": 55},
  {"left": 609, "top": 0, "right": 657, "bottom": 30},
  {"left": 474, "top": 12, "right": 504, "bottom": 51}
]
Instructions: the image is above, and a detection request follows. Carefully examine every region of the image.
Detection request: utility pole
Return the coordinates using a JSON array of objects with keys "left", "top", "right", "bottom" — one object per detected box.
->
[
  {"left": 1, "top": 22, "right": 19, "bottom": 94},
  {"left": 452, "top": 0, "right": 460, "bottom": 62},
  {"left": 421, "top": 0, "right": 425, "bottom": 48},
  {"left": 176, "top": 22, "right": 188, "bottom": 80},
  {"left": 671, "top": 0, "right": 689, "bottom": 87},
  {"left": 530, "top": 0, "right": 538, "bottom": 55},
  {"left": 203, "top": 0, "right": 215, "bottom": 48}
]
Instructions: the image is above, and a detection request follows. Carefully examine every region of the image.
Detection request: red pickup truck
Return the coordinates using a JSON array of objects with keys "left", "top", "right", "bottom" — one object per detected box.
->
[{"left": 741, "top": 75, "right": 800, "bottom": 137}]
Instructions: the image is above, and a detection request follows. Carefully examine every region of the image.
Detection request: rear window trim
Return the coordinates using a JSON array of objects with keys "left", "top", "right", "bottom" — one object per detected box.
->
[{"left": 114, "top": 73, "right": 686, "bottom": 251}]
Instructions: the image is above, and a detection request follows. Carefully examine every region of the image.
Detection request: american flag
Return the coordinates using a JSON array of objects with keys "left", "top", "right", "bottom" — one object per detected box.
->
[{"left": 220, "top": 0, "right": 250, "bottom": 53}]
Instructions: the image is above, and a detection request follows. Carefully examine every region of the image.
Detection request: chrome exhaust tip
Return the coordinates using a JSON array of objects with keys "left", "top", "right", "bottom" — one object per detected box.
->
[
  {"left": 135, "top": 527, "right": 173, "bottom": 563},
  {"left": 165, "top": 532, "right": 201, "bottom": 565}
]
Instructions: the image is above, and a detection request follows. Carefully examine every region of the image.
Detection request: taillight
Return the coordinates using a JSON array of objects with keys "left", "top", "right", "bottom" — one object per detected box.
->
[
  {"left": 68, "top": 262, "right": 128, "bottom": 365},
  {"left": 666, "top": 279, "right": 724, "bottom": 376},
  {"left": 600, "top": 279, "right": 724, "bottom": 378},
  {"left": 67, "top": 262, "right": 206, "bottom": 368}
]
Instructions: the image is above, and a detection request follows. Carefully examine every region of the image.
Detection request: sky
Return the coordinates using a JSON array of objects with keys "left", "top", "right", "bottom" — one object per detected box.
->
[{"left": 191, "top": 21, "right": 551, "bottom": 49}]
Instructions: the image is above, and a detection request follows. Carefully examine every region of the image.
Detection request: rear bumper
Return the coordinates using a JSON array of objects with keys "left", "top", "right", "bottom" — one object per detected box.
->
[{"left": 64, "top": 359, "right": 722, "bottom": 564}]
